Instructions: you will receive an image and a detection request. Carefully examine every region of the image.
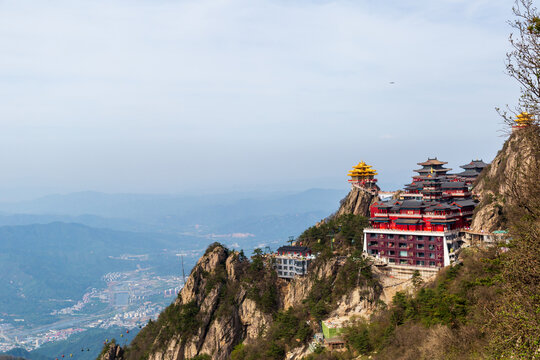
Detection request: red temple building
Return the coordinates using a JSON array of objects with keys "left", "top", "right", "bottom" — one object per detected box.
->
[
  {"left": 402, "top": 158, "right": 474, "bottom": 201},
  {"left": 456, "top": 160, "right": 489, "bottom": 186},
  {"left": 362, "top": 157, "right": 481, "bottom": 271}
]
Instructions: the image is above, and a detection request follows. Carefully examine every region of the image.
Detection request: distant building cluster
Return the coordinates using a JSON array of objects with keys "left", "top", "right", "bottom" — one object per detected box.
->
[{"left": 163, "top": 287, "right": 181, "bottom": 297}]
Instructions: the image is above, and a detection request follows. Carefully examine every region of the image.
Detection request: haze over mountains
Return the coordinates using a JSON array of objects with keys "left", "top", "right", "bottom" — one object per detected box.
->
[
  {"left": 0, "top": 189, "right": 346, "bottom": 237},
  {"left": 0, "top": 187, "right": 347, "bottom": 354}
]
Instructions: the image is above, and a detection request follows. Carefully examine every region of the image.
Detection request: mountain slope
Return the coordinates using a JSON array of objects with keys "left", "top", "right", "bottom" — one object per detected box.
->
[
  {"left": 334, "top": 186, "right": 378, "bottom": 217},
  {"left": 471, "top": 126, "right": 540, "bottom": 231}
]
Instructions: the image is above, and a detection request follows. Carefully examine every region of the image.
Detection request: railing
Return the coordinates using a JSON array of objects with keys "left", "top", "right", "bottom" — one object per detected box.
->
[
  {"left": 373, "top": 212, "right": 472, "bottom": 220},
  {"left": 364, "top": 227, "right": 458, "bottom": 235},
  {"left": 373, "top": 213, "right": 422, "bottom": 218}
]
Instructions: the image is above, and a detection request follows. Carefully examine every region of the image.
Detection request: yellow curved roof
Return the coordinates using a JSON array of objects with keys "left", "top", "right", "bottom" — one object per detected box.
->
[
  {"left": 516, "top": 112, "right": 533, "bottom": 125},
  {"left": 348, "top": 161, "right": 378, "bottom": 177}
]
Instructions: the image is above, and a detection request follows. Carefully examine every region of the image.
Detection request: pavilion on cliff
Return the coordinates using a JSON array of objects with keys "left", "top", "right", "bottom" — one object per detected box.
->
[
  {"left": 347, "top": 161, "right": 378, "bottom": 192},
  {"left": 512, "top": 112, "right": 534, "bottom": 131}
]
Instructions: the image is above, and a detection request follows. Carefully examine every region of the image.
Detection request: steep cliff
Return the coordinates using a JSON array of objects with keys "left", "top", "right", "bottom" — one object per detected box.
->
[
  {"left": 99, "top": 240, "right": 391, "bottom": 360},
  {"left": 106, "top": 245, "right": 273, "bottom": 360},
  {"left": 471, "top": 126, "right": 540, "bottom": 231},
  {"left": 334, "top": 186, "right": 379, "bottom": 218}
]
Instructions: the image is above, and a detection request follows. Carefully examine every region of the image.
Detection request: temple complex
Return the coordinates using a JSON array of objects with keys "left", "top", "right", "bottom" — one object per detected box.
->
[
  {"left": 347, "top": 161, "right": 378, "bottom": 194},
  {"left": 401, "top": 157, "right": 472, "bottom": 201},
  {"left": 363, "top": 157, "right": 484, "bottom": 274}
]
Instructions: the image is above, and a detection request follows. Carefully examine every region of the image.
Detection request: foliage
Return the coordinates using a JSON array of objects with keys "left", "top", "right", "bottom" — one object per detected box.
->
[
  {"left": 485, "top": 130, "right": 540, "bottom": 358},
  {"left": 343, "top": 319, "right": 371, "bottom": 354},
  {"left": 305, "top": 248, "right": 504, "bottom": 360},
  {"left": 187, "top": 355, "right": 211, "bottom": 360},
  {"left": 497, "top": 0, "right": 540, "bottom": 127},
  {"left": 304, "top": 253, "right": 380, "bottom": 322},
  {"left": 98, "top": 338, "right": 116, "bottom": 358},
  {"left": 204, "top": 242, "right": 227, "bottom": 256},
  {"left": 231, "top": 308, "right": 312, "bottom": 360},
  {"left": 125, "top": 301, "right": 201, "bottom": 360},
  {"left": 297, "top": 214, "right": 368, "bottom": 254},
  {"left": 243, "top": 250, "right": 279, "bottom": 313}
]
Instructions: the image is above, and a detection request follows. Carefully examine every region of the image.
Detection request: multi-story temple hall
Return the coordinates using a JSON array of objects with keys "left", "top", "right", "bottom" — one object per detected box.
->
[{"left": 357, "top": 157, "right": 488, "bottom": 277}]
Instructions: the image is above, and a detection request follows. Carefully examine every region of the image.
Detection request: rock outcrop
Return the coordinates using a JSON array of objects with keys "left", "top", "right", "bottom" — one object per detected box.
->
[
  {"left": 112, "top": 244, "right": 393, "bottom": 360},
  {"left": 106, "top": 187, "right": 408, "bottom": 360},
  {"left": 471, "top": 127, "right": 540, "bottom": 231},
  {"left": 281, "top": 256, "right": 345, "bottom": 310},
  {"left": 118, "top": 245, "right": 272, "bottom": 360},
  {"left": 334, "top": 186, "right": 379, "bottom": 217},
  {"left": 99, "top": 344, "right": 124, "bottom": 360}
]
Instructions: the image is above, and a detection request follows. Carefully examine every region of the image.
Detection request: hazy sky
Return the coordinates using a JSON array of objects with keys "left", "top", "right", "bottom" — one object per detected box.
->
[{"left": 0, "top": 0, "right": 520, "bottom": 200}]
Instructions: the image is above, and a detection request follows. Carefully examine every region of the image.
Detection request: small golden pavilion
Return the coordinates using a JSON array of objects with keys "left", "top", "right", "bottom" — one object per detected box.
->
[
  {"left": 347, "top": 161, "right": 378, "bottom": 187},
  {"left": 513, "top": 112, "right": 534, "bottom": 130}
]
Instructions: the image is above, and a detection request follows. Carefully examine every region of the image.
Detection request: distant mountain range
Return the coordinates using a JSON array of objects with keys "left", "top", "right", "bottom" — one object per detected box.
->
[{"left": 0, "top": 189, "right": 347, "bottom": 236}]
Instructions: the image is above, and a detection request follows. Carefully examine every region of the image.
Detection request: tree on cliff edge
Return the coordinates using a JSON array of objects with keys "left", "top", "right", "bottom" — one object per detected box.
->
[
  {"left": 488, "top": 2, "right": 540, "bottom": 358},
  {"left": 499, "top": 0, "right": 540, "bottom": 126}
]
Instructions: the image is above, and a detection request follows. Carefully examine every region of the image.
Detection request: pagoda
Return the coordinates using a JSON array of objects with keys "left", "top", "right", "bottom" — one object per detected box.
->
[
  {"left": 457, "top": 159, "right": 489, "bottom": 184},
  {"left": 512, "top": 112, "right": 534, "bottom": 131},
  {"left": 347, "top": 161, "right": 378, "bottom": 191},
  {"left": 414, "top": 158, "right": 452, "bottom": 178}
]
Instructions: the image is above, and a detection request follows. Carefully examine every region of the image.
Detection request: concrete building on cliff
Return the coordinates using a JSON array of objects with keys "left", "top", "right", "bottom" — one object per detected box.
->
[{"left": 272, "top": 246, "right": 314, "bottom": 279}]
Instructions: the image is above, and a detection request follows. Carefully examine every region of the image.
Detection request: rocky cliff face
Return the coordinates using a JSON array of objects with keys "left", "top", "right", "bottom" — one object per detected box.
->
[
  {"left": 281, "top": 256, "right": 345, "bottom": 310},
  {"left": 106, "top": 245, "right": 272, "bottom": 360},
  {"left": 334, "top": 186, "right": 379, "bottom": 218},
  {"left": 471, "top": 127, "right": 540, "bottom": 231},
  {"left": 98, "top": 188, "right": 402, "bottom": 360},
  {"left": 100, "top": 244, "right": 394, "bottom": 360}
]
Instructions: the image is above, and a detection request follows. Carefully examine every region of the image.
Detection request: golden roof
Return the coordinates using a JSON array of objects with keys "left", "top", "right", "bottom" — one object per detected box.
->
[
  {"left": 347, "top": 161, "right": 378, "bottom": 177},
  {"left": 515, "top": 112, "right": 533, "bottom": 125}
]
